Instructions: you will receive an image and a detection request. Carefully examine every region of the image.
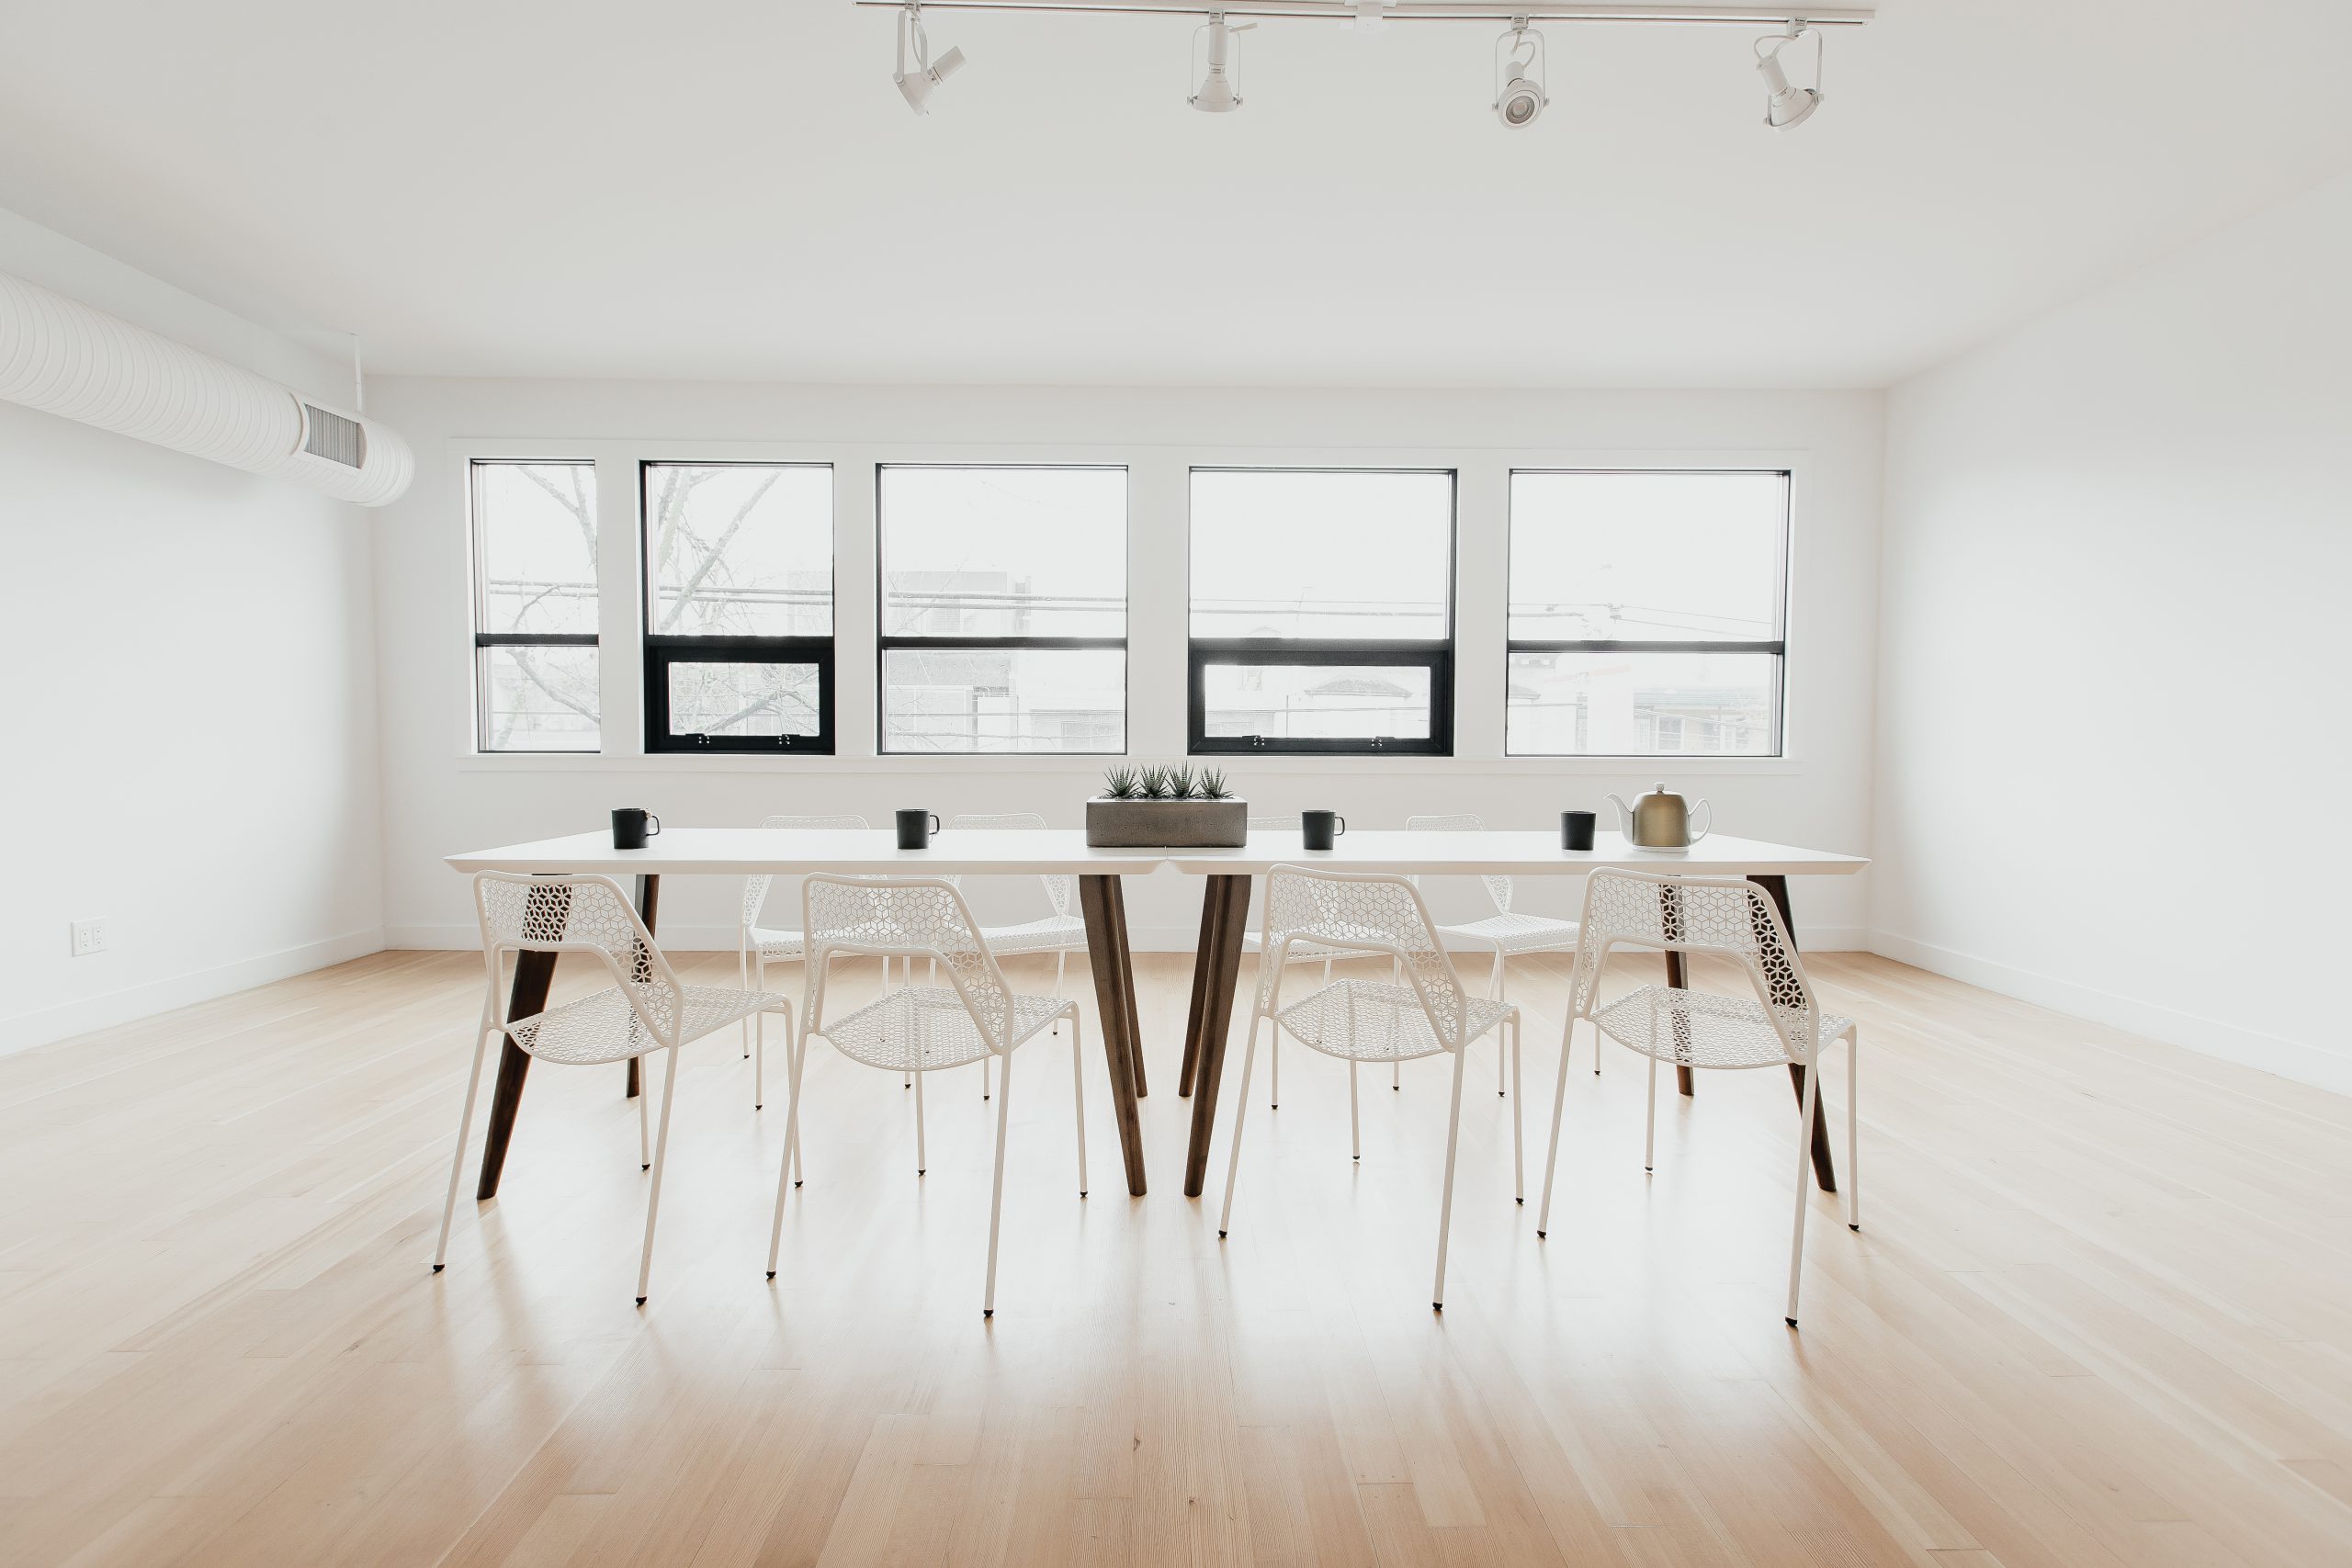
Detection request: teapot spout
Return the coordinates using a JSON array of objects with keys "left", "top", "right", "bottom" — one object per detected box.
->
[{"left": 1603, "top": 793, "right": 1633, "bottom": 837}]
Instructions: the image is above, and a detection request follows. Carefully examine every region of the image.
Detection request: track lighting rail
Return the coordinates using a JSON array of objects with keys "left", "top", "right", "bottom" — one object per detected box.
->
[{"left": 854, "top": 2, "right": 1873, "bottom": 23}]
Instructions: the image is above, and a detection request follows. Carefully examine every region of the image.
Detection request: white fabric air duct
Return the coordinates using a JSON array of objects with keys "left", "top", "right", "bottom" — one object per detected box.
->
[{"left": 0, "top": 269, "right": 413, "bottom": 506}]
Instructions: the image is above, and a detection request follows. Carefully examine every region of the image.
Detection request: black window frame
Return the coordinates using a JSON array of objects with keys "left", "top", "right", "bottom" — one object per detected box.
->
[
  {"left": 1503, "top": 467, "right": 1792, "bottom": 759},
  {"left": 1186, "top": 466, "right": 1458, "bottom": 758},
  {"left": 639, "top": 459, "right": 837, "bottom": 755},
  {"left": 874, "top": 462, "right": 1131, "bottom": 757},
  {"left": 469, "top": 457, "right": 603, "bottom": 755}
]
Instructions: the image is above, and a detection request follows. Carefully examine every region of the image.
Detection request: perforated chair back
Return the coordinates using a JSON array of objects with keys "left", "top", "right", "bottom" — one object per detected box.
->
[
  {"left": 1571, "top": 870, "right": 1821, "bottom": 1062},
  {"left": 946, "top": 811, "right": 1072, "bottom": 917},
  {"left": 473, "top": 872, "right": 684, "bottom": 1046},
  {"left": 1404, "top": 811, "right": 1514, "bottom": 913},
  {"left": 1258, "top": 865, "right": 1475, "bottom": 1049},
  {"left": 803, "top": 874, "right": 1018, "bottom": 1050},
  {"left": 742, "top": 814, "right": 871, "bottom": 928}
]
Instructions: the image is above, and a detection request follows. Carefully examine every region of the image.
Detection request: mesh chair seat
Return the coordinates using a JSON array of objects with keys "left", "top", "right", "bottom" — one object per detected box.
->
[
  {"left": 506, "top": 984, "right": 787, "bottom": 1066},
  {"left": 748, "top": 923, "right": 810, "bottom": 961},
  {"left": 1274, "top": 980, "right": 1513, "bottom": 1064},
  {"left": 1436, "top": 911, "right": 1580, "bottom": 953},
  {"left": 816, "top": 986, "right": 1074, "bottom": 1073},
  {"left": 1591, "top": 985, "right": 1855, "bottom": 1070},
  {"left": 1240, "top": 931, "right": 1347, "bottom": 961},
  {"left": 979, "top": 913, "right": 1088, "bottom": 955}
]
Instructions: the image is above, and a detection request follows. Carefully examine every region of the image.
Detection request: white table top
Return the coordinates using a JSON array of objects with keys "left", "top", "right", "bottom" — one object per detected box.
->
[{"left": 447, "top": 828, "right": 1866, "bottom": 879}]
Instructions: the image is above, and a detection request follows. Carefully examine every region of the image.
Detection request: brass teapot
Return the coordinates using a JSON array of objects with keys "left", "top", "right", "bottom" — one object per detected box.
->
[{"left": 1606, "top": 782, "right": 1713, "bottom": 850}]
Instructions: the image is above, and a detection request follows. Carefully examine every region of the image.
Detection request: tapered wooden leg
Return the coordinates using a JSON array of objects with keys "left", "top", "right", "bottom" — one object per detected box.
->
[
  {"left": 1665, "top": 949, "right": 1697, "bottom": 1098},
  {"left": 474, "top": 945, "right": 556, "bottom": 1201},
  {"left": 1752, "top": 874, "right": 1836, "bottom": 1194},
  {"left": 625, "top": 874, "right": 660, "bottom": 1100},
  {"left": 1178, "top": 879, "right": 1227, "bottom": 1099},
  {"left": 1183, "top": 874, "right": 1253, "bottom": 1198},
  {"left": 1078, "top": 874, "right": 1148, "bottom": 1197},
  {"left": 1662, "top": 880, "right": 1699, "bottom": 1098},
  {"left": 1107, "top": 876, "right": 1148, "bottom": 1098}
]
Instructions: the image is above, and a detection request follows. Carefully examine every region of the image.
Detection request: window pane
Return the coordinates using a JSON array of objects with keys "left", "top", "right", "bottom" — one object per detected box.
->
[
  {"left": 473, "top": 461, "right": 599, "bottom": 636},
  {"left": 880, "top": 467, "right": 1126, "bottom": 637},
  {"left": 480, "top": 645, "right": 600, "bottom": 751},
  {"left": 882, "top": 648, "right": 1125, "bottom": 754},
  {"left": 1202, "top": 663, "right": 1432, "bottom": 742},
  {"left": 666, "top": 661, "right": 820, "bottom": 739},
  {"left": 1509, "top": 471, "right": 1785, "bottom": 642},
  {"left": 1190, "top": 470, "right": 1453, "bottom": 639},
  {"left": 646, "top": 463, "right": 832, "bottom": 637},
  {"left": 1507, "top": 650, "right": 1779, "bottom": 756}
]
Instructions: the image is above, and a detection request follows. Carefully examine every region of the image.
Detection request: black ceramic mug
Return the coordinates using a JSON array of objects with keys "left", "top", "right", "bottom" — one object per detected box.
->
[
  {"left": 612, "top": 807, "right": 661, "bottom": 850},
  {"left": 896, "top": 808, "right": 943, "bottom": 850},
  {"left": 1561, "top": 809, "right": 1597, "bottom": 851},
  {"left": 1301, "top": 809, "right": 1347, "bottom": 852}
]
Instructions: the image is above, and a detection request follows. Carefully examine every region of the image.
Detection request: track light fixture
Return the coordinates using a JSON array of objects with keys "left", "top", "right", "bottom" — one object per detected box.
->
[
  {"left": 1190, "top": 13, "right": 1254, "bottom": 113},
  {"left": 894, "top": 2, "right": 967, "bottom": 117},
  {"left": 1494, "top": 19, "right": 1547, "bottom": 130},
  {"left": 1754, "top": 21, "right": 1825, "bottom": 130}
]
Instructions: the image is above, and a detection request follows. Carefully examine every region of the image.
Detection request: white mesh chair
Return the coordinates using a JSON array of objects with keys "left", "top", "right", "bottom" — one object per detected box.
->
[
  {"left": 1533, "top": 869, "right": 1860, "bottom": 1326},
  {"left": 765, "top": 874, "right": 1086, "bottom": 1317},
  {"left": 948, "top": 812, "right": 1089, "bottom": 1100},
  {"left": 740, "top": 813, "right": 872, "bottom": 1113},
  {"left": 1236, "top": 814, "right": 1337, "bottom": 1108},
  {"left": 436, "top": 873, "right": 789, "bottom": 1304},
  {"left": 1406, "top": 812, "right": 1581, "bottom": 1098},
  {"left": 1218, "top": 865, "right": 1523, "bottom": 1311}
]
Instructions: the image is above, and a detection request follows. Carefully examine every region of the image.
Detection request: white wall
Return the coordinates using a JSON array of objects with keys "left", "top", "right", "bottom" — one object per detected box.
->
[
  {"left": 0, "top": 209, "right": 384, "bottom": 1051},
  {"left": 1874, "top": 173, "right": 2352, "bottom": 1091},
  {"left": 368, "top": 378, "right": 1883, "bottom": 953}
]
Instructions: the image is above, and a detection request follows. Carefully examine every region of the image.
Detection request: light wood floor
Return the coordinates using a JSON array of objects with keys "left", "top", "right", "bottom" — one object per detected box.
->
[{"left": 4, "top": 947, "right": 2350, "bottom": 1567}]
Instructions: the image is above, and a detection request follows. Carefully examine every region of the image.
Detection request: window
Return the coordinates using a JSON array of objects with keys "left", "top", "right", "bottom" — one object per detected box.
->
[
  {"left": 471, "top": 459, "right": 600, "bottom": 752},
  {"left": 1506, "top": 470, "right": 1789, "bottom": 757},
  {"left": 877, "top": 466, "right": 1127, "bottom": 753},
  {"left": 640, "top": 462, "right": 835, "bottom": 752},
  {"left": 1189, "top": 468, "right": 1455, "bottom": 754}
]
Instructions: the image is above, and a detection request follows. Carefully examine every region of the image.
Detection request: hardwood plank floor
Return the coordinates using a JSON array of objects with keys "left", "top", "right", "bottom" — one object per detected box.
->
[{"left": 2, "top": 947, "right": 2348, "bottom": 1566}]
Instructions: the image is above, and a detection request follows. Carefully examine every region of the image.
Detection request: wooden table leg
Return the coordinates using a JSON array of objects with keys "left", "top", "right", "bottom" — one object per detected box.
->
[
  {"left": 475, "top": 945, "right": 557, "bottom": 1201},
  {"left": 1177, "top": 876, "right": 1228, "bottom": 1099},
  {"left": 1665, "top": 947, "right": 1698, "bottom": 1098},
  {"left": 1182, "top": 874, "right": 1252, "bottom": 1198},
  {"left": 1078, "top": 874, "right": 1148, "bottom": 1197},
  {"left": 1751, "top": 874, "right": 1836, "bottom": 1194},
  {"left": 1108, "top": 876, "right": 1147, "bottom": 1099},
  {"left": 626, "top": 874, "right": 660, "bottom": 1100}
]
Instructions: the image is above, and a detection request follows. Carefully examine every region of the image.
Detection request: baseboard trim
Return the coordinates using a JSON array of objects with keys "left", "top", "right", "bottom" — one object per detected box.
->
[
  {"left": 1, "top": 927, "right": 389, "bottom": 1056},
  {"left": 1868, "top": 928, "right": 2350, "bottom": 1096},
  {"left": 390, "top": 921, "right": 1870, "bottom": 955}
]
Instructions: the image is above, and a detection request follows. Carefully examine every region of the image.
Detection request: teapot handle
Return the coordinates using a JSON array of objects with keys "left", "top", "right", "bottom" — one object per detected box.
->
[{"left": 1688, "top": 798, "right": 1712, "bottom": 845}]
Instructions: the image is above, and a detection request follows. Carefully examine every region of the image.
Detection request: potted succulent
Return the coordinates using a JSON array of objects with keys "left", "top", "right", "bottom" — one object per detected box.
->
[{"left": 1086, "top": 763, "right": 1248, "bottom": 847}]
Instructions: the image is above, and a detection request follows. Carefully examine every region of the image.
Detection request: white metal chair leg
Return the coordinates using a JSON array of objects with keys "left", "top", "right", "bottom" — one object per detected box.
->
[
  {"left": 638, "top": 1063, "right": 651, "bottom": 1169},
  {"left": 1846, "top": 1031, "right": 1860, "bottom": 1231},
  {"left": 1216, "top": 1013, "right": 1265, "bottom": 1237},
  {"left": 766, "top": 1017, "right": 816, "bottom": 1278},
  {"left": 1348, "top": 1058, "right": 1361, "bottom": 1161},
  {"left": 1271, "top": 1033, "right": 1280, "bottom": 1110},
  {"left": 1785, "top": 1049, "right": 1822, "bottom": 1327},
  {"left": 741, "top": 938, "right": 753, "bottom": 1057},
  {"left": 1510, "top": 1017, "right": 1524, "bottom": 1203},
  {"left": 914, "top": 1066, "right": 928, "bottom": 1176},
  {"left": 1493, "top": 953, "right": 1509, "bottom": 1096},
  {"left": 1387, "top": 957, "right": 1401, "bottom": 1090},
  {"left": 1053, "top": 949, "right": 1069, "bottom": 1033},
  {"left": 433, "top": 1018, "right": 496, "bottom": 1272},
  {"left": 786, "top": 1027, "right": 803, "bottom": 1186},
  {"left": 1536, "top": 1015, "right": 1577, "bottom": 1238},
  {"left": 981, "top": 1050, "right": 1013, "bottom": 1317},
  {"left": 1430, "top": 1045, "right": 1472, "bottom": 1310},
  {"left": 635, "top": 1046, "right": 682, "bottom": 1305},
  {"left": 1069, "top": 1014, "right": 1089, "bottom": 1198},
  {"left": 1644, "top": 1052, "right": 1658, "bottom": 1173}
]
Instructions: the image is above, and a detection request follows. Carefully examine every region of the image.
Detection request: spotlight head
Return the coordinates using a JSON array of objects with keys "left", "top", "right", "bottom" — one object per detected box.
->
[
  {"left": 1755, "top": 27, "right": 1824, "bottom": 130},
  {"left": 1492, "top": 21, "right": 1546, "bottom": 130},
  {"left": 1190, "top": 15, "right": 1251, "bottom": 114},
  {"left": 893, "top": 4, "right": 965, "bottom": 117}
]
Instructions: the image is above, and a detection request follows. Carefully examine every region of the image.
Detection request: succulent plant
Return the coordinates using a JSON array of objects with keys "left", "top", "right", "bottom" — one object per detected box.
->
[
  {"left": 1197, "top": 768, "right": 1232, "bottom": 800},
  {"left": 1102, "top": 765, "right": 1141, "bottom": 799},
  {"left": 1138, "top": 763, "right": 1172, "bottom": 799},
  {"left": 1168, "top": 764, "right": 1198, "bottom": 801}
]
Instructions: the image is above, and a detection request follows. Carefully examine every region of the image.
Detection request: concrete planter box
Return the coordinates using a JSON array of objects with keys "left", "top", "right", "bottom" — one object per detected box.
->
[{"left": 1085, "top": 796, "right": 1249, "bottom": 849}]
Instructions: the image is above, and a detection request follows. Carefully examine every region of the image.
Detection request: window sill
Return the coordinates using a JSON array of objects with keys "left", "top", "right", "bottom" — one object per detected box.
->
[{"left": 455, "top": 751, "right": 1806, "bottom": 778}]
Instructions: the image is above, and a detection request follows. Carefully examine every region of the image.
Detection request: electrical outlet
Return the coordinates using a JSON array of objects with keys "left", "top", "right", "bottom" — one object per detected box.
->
[{"left": 70, "top": 919, "right": 107, "bottom": 957}]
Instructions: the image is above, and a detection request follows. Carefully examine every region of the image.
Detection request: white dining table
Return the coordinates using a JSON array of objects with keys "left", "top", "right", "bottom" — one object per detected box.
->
[{"left": 447, "top": 827, "right": 1867, "bottom": 1201}]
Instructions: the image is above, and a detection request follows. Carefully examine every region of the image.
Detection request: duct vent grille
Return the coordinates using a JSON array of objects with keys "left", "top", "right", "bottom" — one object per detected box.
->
[{"left": 301, "top": 403, "right": 367, "bottom": 468}]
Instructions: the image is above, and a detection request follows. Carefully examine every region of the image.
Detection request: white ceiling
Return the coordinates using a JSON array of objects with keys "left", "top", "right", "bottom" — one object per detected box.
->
[{"left": 0, "top": 1, "right": 2346, "bottom": 389}]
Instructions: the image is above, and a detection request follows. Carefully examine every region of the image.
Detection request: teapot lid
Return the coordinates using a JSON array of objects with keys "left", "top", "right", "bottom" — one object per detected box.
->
[{"left": 1644, "top": 781, "right": 1672, "bottom": 796}]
